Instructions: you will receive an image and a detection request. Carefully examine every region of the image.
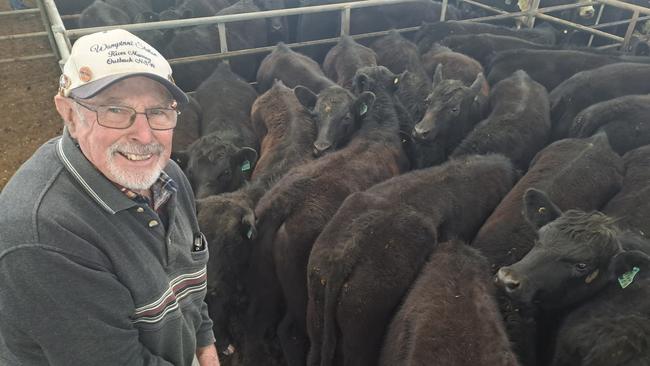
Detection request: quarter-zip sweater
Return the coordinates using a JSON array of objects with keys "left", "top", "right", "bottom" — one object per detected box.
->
[{"left": 0, "top": 130, "right": 215, "bottom": 365}]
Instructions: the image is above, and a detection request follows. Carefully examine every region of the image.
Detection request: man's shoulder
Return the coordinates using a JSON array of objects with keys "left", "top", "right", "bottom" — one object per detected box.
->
[{"left": 0, "top": 137, "right": 102, "bottom": 260}]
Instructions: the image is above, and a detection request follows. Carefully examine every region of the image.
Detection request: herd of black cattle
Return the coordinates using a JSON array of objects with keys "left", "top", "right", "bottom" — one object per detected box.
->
[{"left": 56, "top": 0, "right": 650, "bottom": 365}]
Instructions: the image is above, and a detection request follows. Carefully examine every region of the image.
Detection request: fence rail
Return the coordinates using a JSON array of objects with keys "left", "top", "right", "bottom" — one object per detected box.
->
[{"left": 24, "top": 0, "right": 650, "bottom": 73}]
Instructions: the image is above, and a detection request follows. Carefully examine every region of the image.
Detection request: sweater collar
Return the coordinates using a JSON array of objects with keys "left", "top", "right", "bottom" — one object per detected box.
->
[{"left": 56, "top": 128, "right": 143, "bottom": 214}]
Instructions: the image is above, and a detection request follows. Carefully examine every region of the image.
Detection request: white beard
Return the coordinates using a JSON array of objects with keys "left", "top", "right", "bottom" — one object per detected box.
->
[{"left": 105, "top": 142, "right": 166, "bottom": 190}]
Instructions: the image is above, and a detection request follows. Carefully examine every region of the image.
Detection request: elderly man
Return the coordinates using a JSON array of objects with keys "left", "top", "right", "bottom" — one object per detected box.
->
[{"left": 0, "top": 29, "right": 220, "bottom": 365}]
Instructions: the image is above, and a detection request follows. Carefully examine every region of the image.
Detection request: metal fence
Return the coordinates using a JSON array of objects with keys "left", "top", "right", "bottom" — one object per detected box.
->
[{"left": 4, "top": 0, "right": 650, "bottom": 69}]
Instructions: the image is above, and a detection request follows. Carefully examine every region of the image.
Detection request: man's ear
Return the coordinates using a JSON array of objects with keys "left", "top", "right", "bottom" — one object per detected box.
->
[{"left": 54, "top": 95, "right": 77, "bottom": 134}]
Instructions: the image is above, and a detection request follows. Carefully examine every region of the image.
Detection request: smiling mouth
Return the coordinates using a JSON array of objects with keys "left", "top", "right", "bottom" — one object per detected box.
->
[{"left": 119, "top": 152, "right": 153, "bottom": 161}]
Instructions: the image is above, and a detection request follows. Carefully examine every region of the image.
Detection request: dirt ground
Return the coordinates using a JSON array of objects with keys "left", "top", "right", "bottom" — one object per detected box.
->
[{"left": 0, "top": 1, "right": 63, "bottom": 190}]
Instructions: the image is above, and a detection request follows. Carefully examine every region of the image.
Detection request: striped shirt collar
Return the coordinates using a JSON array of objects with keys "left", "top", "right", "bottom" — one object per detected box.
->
[{"left": 56, "top": 128, "right": 174, "bottom": 214}]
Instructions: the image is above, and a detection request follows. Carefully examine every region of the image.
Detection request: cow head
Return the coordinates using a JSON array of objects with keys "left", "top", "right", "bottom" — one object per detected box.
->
[
  {"left": 183, "top": 133, "right": 258, "bottom": 198},
  {"left": 255, "top": 0, "right": 289, "bottom": 43},
  {"left": 295, "top": 85, "right": 365, "bottom": 157},
  {"left": 353, "top": 65, "right": 402, "bottom": 95},
  {"left": 412, "top": 64, "right": 484, "bottom": 142},
  {"left": 495, "top": 188, "right": 650, "bottom": 309}
]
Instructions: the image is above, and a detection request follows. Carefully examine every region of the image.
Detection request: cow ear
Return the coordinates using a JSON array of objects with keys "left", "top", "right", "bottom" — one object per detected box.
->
[
  {"left": 171, "top": 150, "right": 190, "bottom": 171},
  {"left": 353, "top": 73, "right": 369, "bottom": 94},
  {"left": 609, "top": 250, "right": 650, "bottom": 286},
  {"left": 234, "top": 147, "right": 258, "bottom": 175},
  {"left": 433, "top": 64, "right": 444, "bottom": 85},
  {"left": 470, "top": 72, "right": 485, "bottom": 96},
  {"left": 241, "top": 211, "right": 257, "bottom": 241},
  {"left": 294, "top": 85, "right": 318, "bottom": 111},
  {"left": 523, "top": 188, "right": 562, "bottom": 229},
  {"left": 351, "top": 91, "right": 376, "bottom": 119},
  {"left": 392, "top": 71, "right": 406, "bottom": 92}
]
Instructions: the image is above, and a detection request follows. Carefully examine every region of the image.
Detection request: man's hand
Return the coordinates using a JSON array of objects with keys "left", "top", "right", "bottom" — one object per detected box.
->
[{"left": 196, "top": 344, "right": 220, "bottom": 366}]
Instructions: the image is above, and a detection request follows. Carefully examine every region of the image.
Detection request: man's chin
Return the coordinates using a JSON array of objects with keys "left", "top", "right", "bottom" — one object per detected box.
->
[{"left": 108, "top": 167, "right": 162, "bottom": 191}]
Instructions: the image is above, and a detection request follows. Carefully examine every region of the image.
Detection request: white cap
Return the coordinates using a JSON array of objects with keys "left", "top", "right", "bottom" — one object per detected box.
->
[{"left": 59, "top": 29, "right": 188, "bottom": 104}]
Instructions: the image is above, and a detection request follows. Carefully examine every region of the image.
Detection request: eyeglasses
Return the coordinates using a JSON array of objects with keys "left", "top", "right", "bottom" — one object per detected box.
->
[{"left": 73, "top": 99, "right": 180, "bottom": 130}]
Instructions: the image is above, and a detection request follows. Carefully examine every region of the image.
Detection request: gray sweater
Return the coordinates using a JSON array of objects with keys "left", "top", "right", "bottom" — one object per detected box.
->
[{"left": 0, "top": 130, "right": 215, "bottom": 365}]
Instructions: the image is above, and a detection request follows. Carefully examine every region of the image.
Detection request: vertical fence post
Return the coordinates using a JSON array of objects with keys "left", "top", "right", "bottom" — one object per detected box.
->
[
  {"left": 441, "top": 0, "right": 449, "bottom": 21},
  {"left": 622, "top": 9, "right": 640, "bottom": 51},
  {"left": 35, "top": 0, "right": 59, "bottom": 61},
  {"left": 42, "top": 0, "right": 71, "bottom": 69},
  {"left": 526, "top": 0, "right": 541, "bottom": 28},
  {"left": 217, "top": 22, "right": 229, "bottom": 65},
  {"left": 587, "top": 3, "right": 606, "bottom": 47},
  {"left": 340, "top": 6, "right": 351, "bottom": 36}
]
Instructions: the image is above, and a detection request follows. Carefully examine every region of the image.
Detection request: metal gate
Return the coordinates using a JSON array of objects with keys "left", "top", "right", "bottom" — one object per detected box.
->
[{"left": 14, "top": 0, "right": 650, "bottom": 74}]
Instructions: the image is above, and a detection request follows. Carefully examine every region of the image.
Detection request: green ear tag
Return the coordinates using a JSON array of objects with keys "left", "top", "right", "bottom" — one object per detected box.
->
[
  {"left": 618, "top": 267, "right": 640, "bottom": 289},
  {"left": 359, "top": 103, "right": 368, "bottom": 116},
  {"left": 246, "top": 227, "right": 254, "bottom": 239},
  {"left": 241, "top": 160, "right": 251, "bottom": 172}
]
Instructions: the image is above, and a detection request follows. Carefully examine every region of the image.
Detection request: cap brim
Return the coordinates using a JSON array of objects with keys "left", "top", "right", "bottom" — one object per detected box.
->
[{"left": 69, "top": 72, "right": 188, "bottom": 105}]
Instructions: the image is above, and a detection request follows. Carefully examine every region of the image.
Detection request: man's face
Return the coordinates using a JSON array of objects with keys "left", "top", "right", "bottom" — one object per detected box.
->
[{"left": 58, "top": 77, "right": 175, "bottom": 192}]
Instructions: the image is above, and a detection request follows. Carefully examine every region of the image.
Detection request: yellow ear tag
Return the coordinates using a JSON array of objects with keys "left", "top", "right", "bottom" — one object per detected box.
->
[
  {"left": 585, "top": 269, "right": 599, "bottom": 284},
  {"left": 618, "top": 267, "right": 640, "bottom": 289},
  {"left": 393, "top": 77, "right": 399, "bottom": 85},
  {"left": 538, "top": 207, "right": 546, "bottom": 214}
]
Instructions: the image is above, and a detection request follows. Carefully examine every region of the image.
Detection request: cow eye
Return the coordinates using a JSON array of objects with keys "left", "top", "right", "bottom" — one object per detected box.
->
[{"left": 575, "top": 263, "right": 588, "bottom": 271}]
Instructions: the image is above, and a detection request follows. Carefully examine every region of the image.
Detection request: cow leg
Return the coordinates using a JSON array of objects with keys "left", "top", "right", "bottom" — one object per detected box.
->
[
  {"left": 274, "top": 221, "right": 315, "bottom": 365},
  {"left": 277, "top": 313, "right": 310, "bottom": 366}
]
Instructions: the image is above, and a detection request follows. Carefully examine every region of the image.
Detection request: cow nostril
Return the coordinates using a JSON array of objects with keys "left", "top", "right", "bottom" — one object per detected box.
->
[{"left": 504, "top": 279, "right": 521, "bottom": 293}]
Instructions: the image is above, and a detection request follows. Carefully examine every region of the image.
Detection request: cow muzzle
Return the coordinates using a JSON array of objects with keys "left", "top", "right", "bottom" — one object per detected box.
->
[
  {"left": 313, "top": 142, "right": 332, "bottom": 157},
  {"left": 495, "top": 267, "right": 523, "bottom": 296}
]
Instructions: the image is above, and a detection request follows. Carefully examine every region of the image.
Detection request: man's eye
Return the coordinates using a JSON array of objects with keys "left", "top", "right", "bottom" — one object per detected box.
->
[
  {"left": 148, "top": 109, "right": 165, "bottom": 116},
  {"left": 107, "top": 106, "right": 130, "bottom": 115}
]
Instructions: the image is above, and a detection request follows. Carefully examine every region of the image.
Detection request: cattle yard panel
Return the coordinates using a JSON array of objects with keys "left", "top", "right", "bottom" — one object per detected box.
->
[{"left": 38, "top": 0, "right": 650, "bottom": 74}]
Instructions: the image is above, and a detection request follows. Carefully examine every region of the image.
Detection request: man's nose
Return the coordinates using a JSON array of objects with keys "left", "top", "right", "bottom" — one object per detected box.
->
[{"left": 128, "top": 113, "right": 156, "bottom": 142}]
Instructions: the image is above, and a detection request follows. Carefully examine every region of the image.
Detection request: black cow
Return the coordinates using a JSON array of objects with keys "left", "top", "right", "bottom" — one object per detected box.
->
[
  {"left": 472, "top": 134, "right": 623, "bottom": 365},
  {"left": 569, "top": 94, "right": 650, "bottom": 155},
  {"left": 322, "top": 35, "right": 378, "bottom": 90},
  {"left": 173, "top": 63, "right": 258, "bottom": 198},
  {"left": 79, "top": 0, "right": 169, "bottom": 50},
  {"left": 370, "top": 30, "right": 428, "bottom": 78},
  {"left": 172, "top": 0, "right": 231, "bottom": 18},
  {"left": 414, "top": 20, "right": 556, "bottom": 55},
  {"left": 411, "top": 65, "right": 487, "bottom": 167},
  {"left": 163, "top": 25, "right": 221, "bottom": 91},
  {"left": 420, "top": 44, "right": 485, "bottom": 84},
  {"left": 307, "top": 154, "right": 518, "bottom": 366},
  {"left": 250, "top": 80, "right": 317, "bottom": 180},
  {"left": 451, "top": 70, "right": 551, "bottom": 170},
  {"left": 549, "top": 63, "right": 650, "bottom": 141},
  {"left": 378, "top": 0, "right": 460, "bottom": 29},
  {"left": 293, "top": 85, "right": 358, "bottom": 157},
  {"left": 172, "top": 94, "right": 202, "bottom": 153},
  {"left": 441, "top": 33, "right": 552, "bottom": 67},
  {"left": 197, "top": 80, "right": 317, "bottom": 364},
  {"left": 215, "top": 0, "right": 270, "bottom": 82},
  {"left": 380, "top": 241, "right": 520, "bottom": 366},
  {"left": 256, "top": 43, "right": 336, "bottom": 93},
  {"left": 394, "top": 70, "right": 432, "bottom": 125},
  {"left": 248, "top": 66, "right": 410, "bottom": 366},
  {"left": 603, "top": 145, "right": 650, "bottom": 239},
  {"left": 487, "top": 49, "right": 650, "bottom": 91},
  {"left": 473, "top": 134, "right": 624, "bottom": 273},
  {"left": 496, "top": 188, "right": 650, "bottom": 366}
]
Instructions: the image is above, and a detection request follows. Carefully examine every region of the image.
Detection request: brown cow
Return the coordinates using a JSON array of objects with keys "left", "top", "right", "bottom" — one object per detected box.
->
[
  {"left": 380, "top": 241, "right": 520, "bottom": 366},
  {"left": 246, "top": 66, "right": 411, "bottom": 366},
  {"left": 308, "top": 154, "right": 518, "bottom": 366}
]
